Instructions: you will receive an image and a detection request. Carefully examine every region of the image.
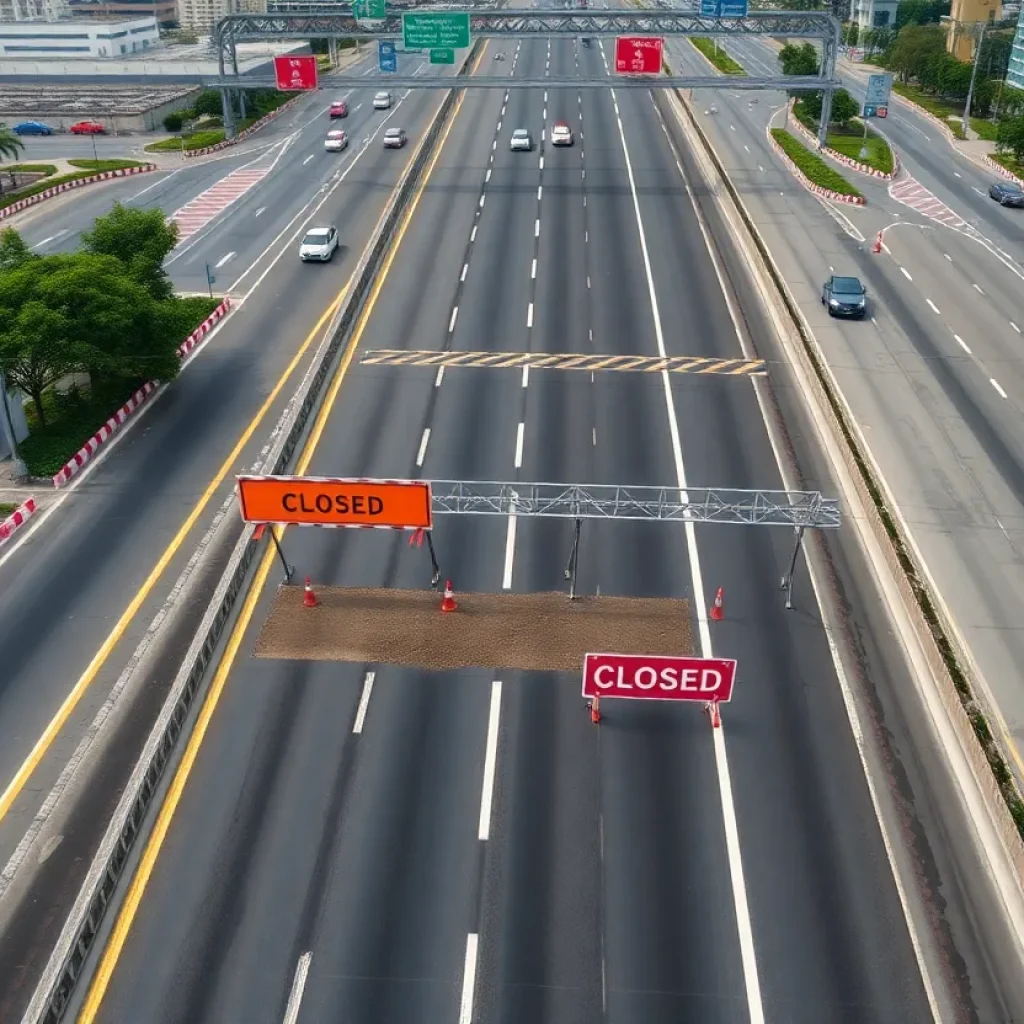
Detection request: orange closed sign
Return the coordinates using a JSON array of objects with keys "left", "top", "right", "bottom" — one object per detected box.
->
[{"left": 237, "top": 475, "right": 432, "bottom": 529}]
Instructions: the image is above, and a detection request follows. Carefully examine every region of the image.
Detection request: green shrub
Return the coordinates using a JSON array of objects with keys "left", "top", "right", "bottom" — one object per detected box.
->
[
  {"left": 770, "top": 128, "right": 863, "bottom": 197},
  {"left": 66, "top": 159, "right": 144, "bottom": 172},
  {"left": 163, "top": 111, "right": 184, "bottom": 132}
]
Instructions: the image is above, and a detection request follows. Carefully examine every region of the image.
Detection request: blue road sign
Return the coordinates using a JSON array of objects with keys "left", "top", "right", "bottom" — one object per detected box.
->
[
  {"left": 719, "top": 0, "right": 747, "bottom": 15},
  {"left": 379, "top": 40, "right": 397, "bottom": 73},
  {"left": 864, "top": 72, "right": 893, "bottom": 109},
  {"left": 699, "top": 0, "right": 719, "bottom": 13}
]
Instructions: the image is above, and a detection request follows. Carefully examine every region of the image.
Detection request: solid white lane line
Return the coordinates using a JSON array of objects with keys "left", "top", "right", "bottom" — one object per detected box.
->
[
  {"left": 458, "top": 934, "right": 479, "bottom": 1024},
  {"left": 352, "top": 672, "right": 375, "bottom": 734},
  {"left": 282, "top": 952, "right": 312, "bottom": 1024},
  {"left": 972, "top": 282, "right": 984, "bottom": 294},
  {"left": 477, "top": 680, "right": 502, "bottom": 840},
  {"left": 612, "top": 85, "right": 765, "bottom": 1024},
  {"left": 522, "top": 365, "right": 529, "bottom": 387},
  {"left": 33, "top": 229, "right": 67, "bottom": 248},
  {"left": 214, "top": 251, "right": 236, "bottom": 269},
  {"left": 926, "top": 299, "right": 940, "bottom": 314},
  {"left": 527, "top": 302, "right": 534, "bottom": 328},
  {"left": 502, "top": 513, "right": 517, "bottom": 590},
  {"left": 900, "top": 267, "right": 913, "bottom": 281},
  {"left": 991, "top": 378, "right": 1008, "bottom": 399},
  {"left": 435, "top": 366, "right": 445, "bottom": 387},
  {"left": 954, "top": 334, "right": 971, "bottom": 354},
  {"left": 416, "top": 428, "right": 431, "bottom": 467},
  {"left": 514, "top": 422, "right": 525, "bottom": 467},
  {"left": 449, "top": 307, "right": 459, "bottom": 333}
]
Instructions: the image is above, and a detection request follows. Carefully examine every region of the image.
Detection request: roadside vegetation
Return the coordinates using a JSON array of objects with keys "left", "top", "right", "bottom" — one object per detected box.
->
[
  {"left": 0, "top": 158, "right": 146, "bottom": 212},
  {"left": 152, "top": 88, "right": 292, "bottom": 152},
  {"left": 689, "top": 37, "right": 746, "bottom": 75},
  {"left": 0, "top": 209, "right": 219, "bottom": 477},
  {"left": 771, "top": 128, "right": 864, "bottom": 198},
  {"left": 0, "top": 503, "right": 16, "bottom": 518}
]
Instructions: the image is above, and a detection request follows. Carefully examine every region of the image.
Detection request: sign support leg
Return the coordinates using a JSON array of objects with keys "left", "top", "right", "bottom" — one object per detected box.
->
[
  {"left": 779, "top": 524, "right": 806, "bottom": 610},
  {"left": 564, "top": 517, "right": 582, "bottom": 600},
  {"left": 269, "top": 527, "right": 293, "bottom": 582},
  {"left": 425, "top": 531, "right": 441, "bottom": 589}
]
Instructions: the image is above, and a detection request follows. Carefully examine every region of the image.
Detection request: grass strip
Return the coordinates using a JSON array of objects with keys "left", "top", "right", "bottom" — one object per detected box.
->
[
  {"left": 65, "top": 158, "right": 145, "bottom": 172},
  {"left": 770, "top": 128, "right": 863, "bottom": 197},
  {"left": 1, "top": 166, "right": 147, "bottom": 211},
  {"left": 18, "top": 296, "right": 222, "bottom": 478},
  {"left": 3, "top": 163, "right": 58, "bottom": 175},
  {"left": 793, "top": 101, "right": 894, "bottom": 174},
  {"left": 146, "top": 128, "right": 225, "bottom": 153},
  {"left": 689, "top": 37, "right": 746, "bottom": 75},
  {"left": 891, "top": 82, "right": 966, "bottom": 139},
  {"left": 0, "top": 503, "right": 17, "bottom": 518}
]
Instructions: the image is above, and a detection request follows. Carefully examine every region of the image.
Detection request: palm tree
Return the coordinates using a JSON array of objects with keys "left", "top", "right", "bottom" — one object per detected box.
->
[{"left": 0, "top": 126, "right": 25, "bottom": 196}]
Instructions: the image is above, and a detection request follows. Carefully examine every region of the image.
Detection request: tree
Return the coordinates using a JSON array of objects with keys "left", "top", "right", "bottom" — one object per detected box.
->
[
  {"left": 0, "top": 227, "right": 33, "bottom": 272},
  {"left": 886, "top": 23, "right": 946, "bottom": 83},
  {"left": 192, "top": 89, "right": 223, "bottom": 118},
  {"left": 79, "top": 203, "right": 179, "bottom": 301},
  {"left": 0, "top": 126, "right": 22, "bottom": 164},
  {"left": 779, "top": 41, "right": 820, "bottom": 77},
  {"left": 799, "top": 88, "right": 860, "bottom": 125},
  {"left": 997, "top": 113, "right": 1024, "bottom": 163}
]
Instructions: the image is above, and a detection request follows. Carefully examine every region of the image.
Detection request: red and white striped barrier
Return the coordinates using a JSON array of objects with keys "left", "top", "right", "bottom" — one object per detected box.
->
[
  {"left": 789, "top": 110, "right": 900, "bottom": 181},
  {"left": 177, "top": 297, "right": 232, "bottom": 358},
  {"left": 51, "top": 298, "right": 233, "bottom": 489},
  {"left": 983, "top": 153, "right": 1024, "bottom": 189},
  {"left": 183, "top": 95, "right": 304, "bottom": 159},
  {"left": 0, "top": 164, "right": 157, "bottom": 222},
  {"left": 0, "top": 497, "right": 37, "bottom": 545},
  {"left": 768, "top": 131, "right": 866, "bottom": 206}
]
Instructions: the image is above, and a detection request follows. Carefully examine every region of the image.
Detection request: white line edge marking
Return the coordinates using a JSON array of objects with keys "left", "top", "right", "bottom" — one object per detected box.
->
[
  {"left": 477, "top": 680, "right": 502, "bottom": 840},
  {"left": 352, "top": 671, "right": 375, "bottom": 734},
  {"left": 658, "top": 86, "right": 945, "bottom": 1022},
  {"left": 502, "top": 512, "right": 516, "bottom": 591},
  {"left": 416, "top": 427, "right": 431, "bottom": 467},
  {"left": 611, "top": 82, "right": 764, "bottom": 1024},
  {"left": 991, "top": 378, "right": 1008, "bottom": 399},
  {"left": 282, "top": 952, "right": 312, "bottom": 1024}
]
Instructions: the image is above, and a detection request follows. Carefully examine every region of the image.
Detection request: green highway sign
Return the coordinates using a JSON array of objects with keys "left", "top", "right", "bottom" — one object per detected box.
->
[
  {"left": 402, "top": 11, "right": 470, "bottom": 49},
  {"left": 430, "top": 47, "right": 455, "bottom": 64},
  {"left": 354, "top": 0, "right": 385, "bottom": 19}
]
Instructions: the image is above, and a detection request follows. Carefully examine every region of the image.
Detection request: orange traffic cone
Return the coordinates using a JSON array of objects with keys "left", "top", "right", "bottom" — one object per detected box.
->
[
  {"left": 590, "top": 696, "right": 601, "bottom": 724},
  {"left": 440, "top": 579, "right": 458, "bottom": 612},
  {"left": 303, "top": 577, "right": 318, "bottom": 608},
  {"left": 872, "top": 231, "right": 883, "bottom": 254},
  {"left": 710, "top": 586, "right": 724, "bottom": 621}
]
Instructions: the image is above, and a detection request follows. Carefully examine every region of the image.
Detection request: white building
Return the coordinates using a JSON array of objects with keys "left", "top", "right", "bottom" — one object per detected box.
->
[
  {"left": 851, "top": 0, "right": 900, "bottom": 31},
  {"left": 0, "top": 15, "right": 160, "bottom": 56},
  {"left": 0, "top": 0, "right": 68, "bottom": 21},
  {"left": 176, "top": 0, "right": 265, "bottom": 33}
]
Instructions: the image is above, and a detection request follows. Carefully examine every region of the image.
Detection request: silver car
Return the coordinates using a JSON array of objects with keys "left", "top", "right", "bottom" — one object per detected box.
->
[
  {"left": 373, "top": 90, "right": 393, "bottom": 109},
  {"left": 510, "top": 128, "right": 533, "bottom": 151},
  {"left": 299, "top": 225, "right": 339, "bottom": 262}
]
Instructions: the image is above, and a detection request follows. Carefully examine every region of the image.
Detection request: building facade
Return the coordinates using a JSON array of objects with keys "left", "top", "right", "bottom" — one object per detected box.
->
[
  {"left": 0, "top": 0, "right": 68, "bottom": 22},
  {"left": 946, "top": 0, "right": 1002, "bottom": 59},
  {"left": 68, "top": 0, "right": 177, "bottom": 28},
  {"left": 1008, "top": 3, "right": 1024, "bottom": 84},
  {"left": 0, "top": 15, "right": 159, "bottom": 55},
  {"left": 850, "top": 0, "right": 901, "bottom": 32},
  {"left": 176, "top": 0, "right": 265, "bottom": 32}
]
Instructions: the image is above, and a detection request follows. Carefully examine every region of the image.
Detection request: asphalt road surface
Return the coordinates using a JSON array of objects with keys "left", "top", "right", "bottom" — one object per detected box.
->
[
  {"left": 77, "top": 35, "right": 938, "bottom": 1024},
  {"left": 0, "top": 47, "right": 472, "bottom": 1024}
]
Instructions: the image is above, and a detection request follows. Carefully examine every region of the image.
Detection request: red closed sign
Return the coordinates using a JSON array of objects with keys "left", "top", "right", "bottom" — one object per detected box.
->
[
  {"left": 582, "top": 653, "right": 736, "bottom": 702},
  {"left": 614, "top": 36, "right": 664, "bottom": 75},
  {"left": 274, "top": 54, "right": 319, "bottom": 91}
]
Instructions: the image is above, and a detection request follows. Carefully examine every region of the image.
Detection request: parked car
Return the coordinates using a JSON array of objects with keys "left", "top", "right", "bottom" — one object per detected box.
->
[
  {"left": 329, "top": 99, "right": 348, "bottom": 118},
  {"left": 373, "top": 91, "right": 393, "bottom": 110},
  {"left": 324, "top": 129, "right": 348, "bottom": 152},
  {"left": 383, "top": 127, "right": 407, "bottom": 148},
  {"left": 989, "top": 180, "right": 1024, "bottom": 207},
  {"left": 299, "top": 225, "right": 340, "bottom": 262},
  {"left": 69, "top": 120, "right": 106, "bottom": 135},
  {"left": 12, "top": 120, "right": 54, "bottom": 135},
  {"left": 821, "top": 274, "right": 867, "bottom": 319}
]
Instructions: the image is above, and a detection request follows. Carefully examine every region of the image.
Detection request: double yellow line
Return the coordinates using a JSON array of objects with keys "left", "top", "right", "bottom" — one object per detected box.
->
[{"left": 77, "top": 50, "right": 485, "bottom": 1022}]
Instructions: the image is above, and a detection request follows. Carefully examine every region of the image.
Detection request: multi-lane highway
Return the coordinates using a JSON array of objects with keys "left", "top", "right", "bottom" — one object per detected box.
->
[
  {"left": 0, "top": 47, "right": 473, "bottom": 1023},
  {"left": 671, "top": 33, "right": 1024, "bottom": 793},
  {"left": 62, "top": 32, "right": 949, "bottom": 1024}
]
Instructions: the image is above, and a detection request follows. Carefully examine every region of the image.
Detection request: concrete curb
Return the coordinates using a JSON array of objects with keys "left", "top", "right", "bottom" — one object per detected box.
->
[
  {"left": 766, "top": 129, "right": 866, "bottom": 205},
  {"left": 182, "top": 95, "right": 304, "bottom": 159},
  {"left": 0, "top": 165, "right": 157, "bottom": 222},
  {"left": 49, "top": 299, "right": 232, "bottom": 490},
  {"left": 984, "top": 152, "right": 1024, "bottom": 188},
  {"left": 0, "top": 497, "right": 37, "bottom": 547},
  {"left": 788, "top": 105, "right": 900, "bottom": 181}
]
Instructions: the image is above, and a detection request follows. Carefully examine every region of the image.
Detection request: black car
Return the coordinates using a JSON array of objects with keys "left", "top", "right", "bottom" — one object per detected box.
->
[
  {"left": 989, "top": 180, "right": 1024, "bottom": 207},
  {"left": 822, "top": 275, "right": 867, "bottom": 319}
]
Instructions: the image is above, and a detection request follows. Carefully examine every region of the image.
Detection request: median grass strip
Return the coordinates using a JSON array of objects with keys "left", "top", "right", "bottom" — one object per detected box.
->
[
  {"left": 3, "top": 163, "right": 58, "bottom": 176},
  {"left": 891, "top": 82, "right": 967, "bottom": 139},
  {"left": 66, "top": 158, "right": 145, "bottom": 172},
  {"left": 771, "top": 128, "right": 863, "bottom": 197},
  {"left": 793, "top": 100, "right": 893, "bottom": 175},
  {"left": 0, "top": 162, "right": 148, "bottom": 212},
  {"left": 689, "top": 37, "right": 746, "bottom": 75},
  {"left": 17, "top": 296, "right": 221, "bottom": 478},
  {"left": 146, "top": 128, "right": 226, "bottom": 153}
]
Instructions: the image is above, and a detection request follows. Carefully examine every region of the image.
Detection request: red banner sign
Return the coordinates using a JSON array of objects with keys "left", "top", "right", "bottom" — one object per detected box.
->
[
  {"left": 582, "top": 653, "right": 736, "bottom": 702},
  {"left": 274, "top": 54, "right": 319, "bottom": 91},
  {"left": 614, "top": 36, "right": 664, "bottom": 75}
]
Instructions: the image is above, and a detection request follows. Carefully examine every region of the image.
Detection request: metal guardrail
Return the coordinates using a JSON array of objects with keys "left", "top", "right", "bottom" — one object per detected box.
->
[{"left": 20, "top": 40, "right": 482, "bottom": 1024}]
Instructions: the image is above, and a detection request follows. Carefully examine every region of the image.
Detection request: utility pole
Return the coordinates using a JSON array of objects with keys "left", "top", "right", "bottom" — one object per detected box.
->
[{"left": 963, "top": 20, "right": 987, "bottom": 139}]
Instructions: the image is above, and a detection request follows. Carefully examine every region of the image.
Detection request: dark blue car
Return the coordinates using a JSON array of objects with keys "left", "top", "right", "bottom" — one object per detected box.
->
[
  {"left": 12, "top": 121, "right": 54, "bottom": 136},
  {"left": 989, "top": 180, "right": 1024, "bottom": 207}
]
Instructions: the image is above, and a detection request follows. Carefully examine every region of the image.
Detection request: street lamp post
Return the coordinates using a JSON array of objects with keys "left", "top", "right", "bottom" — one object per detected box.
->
[
  {"left": 0, "top": 370, "right": 28, "bottom": 484},
  {"left": 962, "top": 21, "right": 987, "bottom": 139}
]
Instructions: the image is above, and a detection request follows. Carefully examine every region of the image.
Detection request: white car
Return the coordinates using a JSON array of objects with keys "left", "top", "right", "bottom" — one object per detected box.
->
[
  {"left": 299, "top": 225, "right": 339, "bottom": 262},
  {"left": 510, "top": 128, "right": 533, "bottom": 151},
  {"left": 551, "top": 122, "right": 574, "bottom": 146},
  {"left": 324, "top": 129, "right": 348, "bottom": 152},
  {"left": 373, "top": 91, "right": 393, "bottom": 110}
]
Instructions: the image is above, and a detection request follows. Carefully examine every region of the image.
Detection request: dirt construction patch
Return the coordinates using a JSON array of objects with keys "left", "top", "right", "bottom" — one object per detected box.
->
[{"left": 254, "top": 586, "right": 693, "bottom": 672}]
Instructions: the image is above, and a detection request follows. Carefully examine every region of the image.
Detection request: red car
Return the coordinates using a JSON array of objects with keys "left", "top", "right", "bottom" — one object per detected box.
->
[
  {"left": 70, "top": 120, "right": 106, "bottom": 135},
  {"left": 329, "top": 100, "right": 348, "bottom": 119}
]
